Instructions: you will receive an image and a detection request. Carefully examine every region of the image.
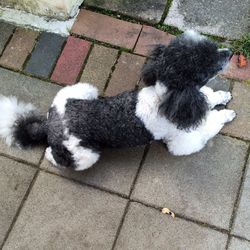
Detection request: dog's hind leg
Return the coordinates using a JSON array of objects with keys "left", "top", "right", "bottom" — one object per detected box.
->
[
  {"left": 166, "top": 109, "right": 236, "bottom": 156},
  {"left": 200, "top": 86, "right": 232, "bottom": 109},
  {"left": 52, "top": 83, "right": 98, "bottom": 116}
]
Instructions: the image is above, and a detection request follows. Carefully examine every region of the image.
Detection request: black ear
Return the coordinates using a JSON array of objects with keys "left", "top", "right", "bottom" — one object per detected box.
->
[
  {"left": 141, "top": 44, "right": 167, "bottom": 86},
  {"left": 160, "top": 87, "right": 208, "bottom": 130}
]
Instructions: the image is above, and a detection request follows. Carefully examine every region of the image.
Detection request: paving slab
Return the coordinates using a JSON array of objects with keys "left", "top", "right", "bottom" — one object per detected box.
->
[
  {"left": 132, "top": 135, "right": 248, "bottom": 229},
  {"left": 71, "top": 10, "right": 142, "bottom": 49},
  {"left": 0, "top": 68, "right": 61, "bottom": 164},
  {"left": 115, "top": 202, "right": 227, "bottom": 250},
  {"left": 222, "top": 82, "right": 250, "bottom": 140},
  {"left": 228, "top": 237, "right": 250, "bottom": 250},
  {"left": 0, "top": 28, "right": 39, "bottom": 70},
  {"left": 25, "top": 32, "right": 66, "bottom": 78},
  {"left": 0, "top": 22, "right": 15, "bottom": 55},
  {"left": 51, "top": 36, "right": 91, "bottom": 85},
  {"left": 206, "top": 76, "right": 231, "bottom": 92},
  {"left": 3, "top": 172, "right": 127, "bottom": 250},
  {"left": 80, "top": 44, "right": 118, "bottom": 94},
  {"left": 0, "top": 157, "right": 35, "bottom": 246},
  {"left": 222, "top": 55, "right": 250, "bottom": 81},
  {"left": 135, "top": 25, "right": 175, "bottom": 56},
  {"left": 41, "top": 146, "right": 144, "bottom": 196},
  {"left": 164, "top": 0, "right": 250, "bottom": 39},
  {"left": 232, "top": 157, "right": 250, "bottom": 240},
  {"left": 85, "top": 0, "right": 166, "bottom": 23},
  {"left": 105, "top": 52, "right": 145, "bottom": 96}
]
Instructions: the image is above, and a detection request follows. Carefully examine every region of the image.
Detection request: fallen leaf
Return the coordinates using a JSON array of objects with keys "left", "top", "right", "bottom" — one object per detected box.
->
[
  {"left": 238, "top": 54, "right": 248, "bottom": 68},
  {"left": 162, "top": 207, "right": 175, "bottom": 218}
]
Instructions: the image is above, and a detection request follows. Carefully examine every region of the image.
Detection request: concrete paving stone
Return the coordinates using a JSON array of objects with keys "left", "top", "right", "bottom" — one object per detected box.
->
[
  {"left": 51, "top": 36, "right": 91, "bottom": 85},
  {"left": 206, "top": 76, "right": 231, "bottom": 92},
  {"left": 80, "top": 44, "right": 118, "bottom": 94},
  {"left": 0, "top": 67, "right": 61, "bottom": 164},
  {"left": 0, "top": 157, "right": 35, "bottom": 246},
  {"left": 0, "top": 28, "right": 39, "bottom": 70},
  {"left": 84, "top": 0, "right": 166, "bottom": 23},
  {"left": 228, "top": 237, "right": 250, "bottom": 250},
  {"left": 105, "top": 52, "right": 145, "bottom": 96},
  {"left": 232, "top": 158, "right": 250, "bottom": 240},
  {"left": 3, "top": 172, "right": 127, "bottom": 250},
  {"left": 41, "top": 146, "right": 144, "bottom": 196},
  {"left": 222, "top": 82, "right": 250, "bottom": 140},
  {"left": 222, "top": 55, "right": 250, "bottom": 81},
  {"left": 134, "top": 25, "right": 175, "bottom": 56},
  {"left": 132, "top": 135, "right": 248, "bottom": 229},
  {"left": 0, "top": 22, "right": 15, "bottom": 55},
  {"left": 71, "top": 10, "right": 142, "bottom": 49},
  {"left": 25, "top": 32, "right": 66, "bottom": 78},
  {"left": 115, "top": 202, "right": 227, "bottom": 250},
  {"left": 164, "top": 0, "right": 250, "bottom": 39}
]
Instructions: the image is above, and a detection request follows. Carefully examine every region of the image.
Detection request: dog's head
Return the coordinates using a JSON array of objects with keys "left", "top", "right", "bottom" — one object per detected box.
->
[{"left": 141, "top": 30, "right": 233, "bottom": 130}]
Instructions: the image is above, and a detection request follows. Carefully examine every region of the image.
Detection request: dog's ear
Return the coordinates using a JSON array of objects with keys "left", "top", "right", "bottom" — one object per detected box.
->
[
  {"left": 141, "top": 44, "right": 167, "bottom": 86},
  {"left": 160, "top": 86, "right": 208, "bottom": 129}
]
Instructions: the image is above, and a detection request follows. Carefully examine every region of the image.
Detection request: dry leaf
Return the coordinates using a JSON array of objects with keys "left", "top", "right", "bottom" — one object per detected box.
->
[
  {"left": 238, "top": 54, "right": 248, "bottom": 68},
  {"left": 162, "top": 207, "right": 175, "bottom": 218}
]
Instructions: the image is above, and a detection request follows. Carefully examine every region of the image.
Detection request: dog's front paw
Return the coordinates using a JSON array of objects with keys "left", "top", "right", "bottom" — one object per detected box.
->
[
  {"left": 219, "top": 109, "right": 236, "bottom": 123},
  {"left": 216, "top": 91, "right": 232, "bottom": 105}
]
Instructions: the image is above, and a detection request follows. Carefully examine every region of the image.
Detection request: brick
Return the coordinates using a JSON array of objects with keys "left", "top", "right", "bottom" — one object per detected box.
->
[
  {"left": 80, "top": 44, "right": 118, "bottom": 94},
  {"left": 0, "top": 28, "right": 38, "bottom": 70},
  {"left": 132, "top": 135, "right": 248, "bottom": 229},
  {"left": 0, "top": 22, "right": 15, "bottom": 55},
  {"left": 51, "top": 36, "right": 91, "bottom": 85},
  {"left": 0, "top": 157, "right": 35, "bottom": 245},
  {"left": 71, "top": 10, "right": 142, "bottom": 49},
  {"left": 232, "top": 158, "right": 250, "bottom": 240},
  {"left": 41, "top": 146, "right": 144, "bottom": 196},
  {"left": 222, "top": 55, "right": 250, "bottom": 81},
  {"left": 0, "top": 67, "right": 61, "bottom": 164},
  {"left": 3, "top": 172, "right": 127, "bottom": 250},
  {"left": 115, "top": 202, "right": 227, "bottom": 250},
  {"left": 25, "top": 32, "right": 66, "bottom": 78},
  {"left": 105, "top": 53, "right": 145, "bottom": 96},
  {"left": 135, "top": 25, "right": 175, "bottom": 56},
  {"left": 222, "top": 82, "right": 250, "bottom": 140},
  {"left": 228, "top": 237, "right": 250, "bottom": 250}
]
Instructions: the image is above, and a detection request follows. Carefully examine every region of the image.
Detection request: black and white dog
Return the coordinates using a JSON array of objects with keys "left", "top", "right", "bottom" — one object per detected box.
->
[{"left": 0, "top": 30, "right": 235, "bottom": 171}]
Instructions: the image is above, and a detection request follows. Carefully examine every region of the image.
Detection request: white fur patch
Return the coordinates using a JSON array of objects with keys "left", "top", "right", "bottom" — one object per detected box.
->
[
  {"left": 136, "top": 82, "right": 236, "bottom": 156},
  {"left": 136, "top": 81, "right": 176, "bottom": 140},
  {"left": 45, "top": 147, "right": 58, "bottom": 166},
  {"left": 0, "top": 95, "right": 35, "bottom": 146},
  {"left": 52, "top": 83, "right": 98, "bottom": 116},
  {"left": 63, "top": 134, "right": 100, "bottom": 171},
  {"left": 184, "top": 30, "right": 206, "bottom": 42}
]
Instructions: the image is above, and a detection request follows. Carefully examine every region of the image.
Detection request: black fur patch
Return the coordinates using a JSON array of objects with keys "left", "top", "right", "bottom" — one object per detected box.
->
[
  {"left": 13, "top": 112, "right": 47, "bottom": 147},
  {"left": 64, "top": 91, "right": 153, "bottom": 150}
]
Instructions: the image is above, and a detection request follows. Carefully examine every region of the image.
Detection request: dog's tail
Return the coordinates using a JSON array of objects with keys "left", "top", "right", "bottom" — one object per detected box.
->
[{"left": 0, "top": 95, "right": 47, "bottom": 148}]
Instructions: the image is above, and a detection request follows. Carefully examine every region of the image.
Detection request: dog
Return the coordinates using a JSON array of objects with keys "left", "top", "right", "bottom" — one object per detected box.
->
[{"left": 0, "top": 30, "right": 236, "bottom": 171}]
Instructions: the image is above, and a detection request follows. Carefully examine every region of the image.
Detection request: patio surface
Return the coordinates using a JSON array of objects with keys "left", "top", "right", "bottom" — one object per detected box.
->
[{"left": 0, "top": 1, "right": 250, "bottom": 249}]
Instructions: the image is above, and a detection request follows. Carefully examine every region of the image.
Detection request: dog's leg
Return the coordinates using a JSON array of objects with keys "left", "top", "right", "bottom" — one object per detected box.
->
[
  {"left": 166, "top": 109, "right": 236, "bottom": 156},
  {"left": 52, "top": 83, "right": 98, "bottom": 116},
  {"left": 200, "top": 86, "right": 232, "bottom": 109}
]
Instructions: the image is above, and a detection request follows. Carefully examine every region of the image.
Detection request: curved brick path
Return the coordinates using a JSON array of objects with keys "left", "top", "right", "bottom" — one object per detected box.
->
[{"left": 0, "top": 2, "right": 250, "bottom": 249}]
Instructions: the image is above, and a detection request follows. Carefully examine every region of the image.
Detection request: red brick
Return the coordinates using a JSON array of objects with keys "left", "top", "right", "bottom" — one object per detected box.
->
[
  {"left": 0, "top": 28, "right": 38, "bottom": 70},
  {"left": 105, "top": 53, "right": 145, "bottom": 96},
  {"left": 135, "top": 25, "right": 175, "bottom": 56},
  {"left": 222, "top": 55, "right": 250, "bottom": 81},
  {"left": 51, "top": 36, "right": 91, "bottom": 85},
  {"left": 71, "top": 10, "right": 142, "bottom": 49}
]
